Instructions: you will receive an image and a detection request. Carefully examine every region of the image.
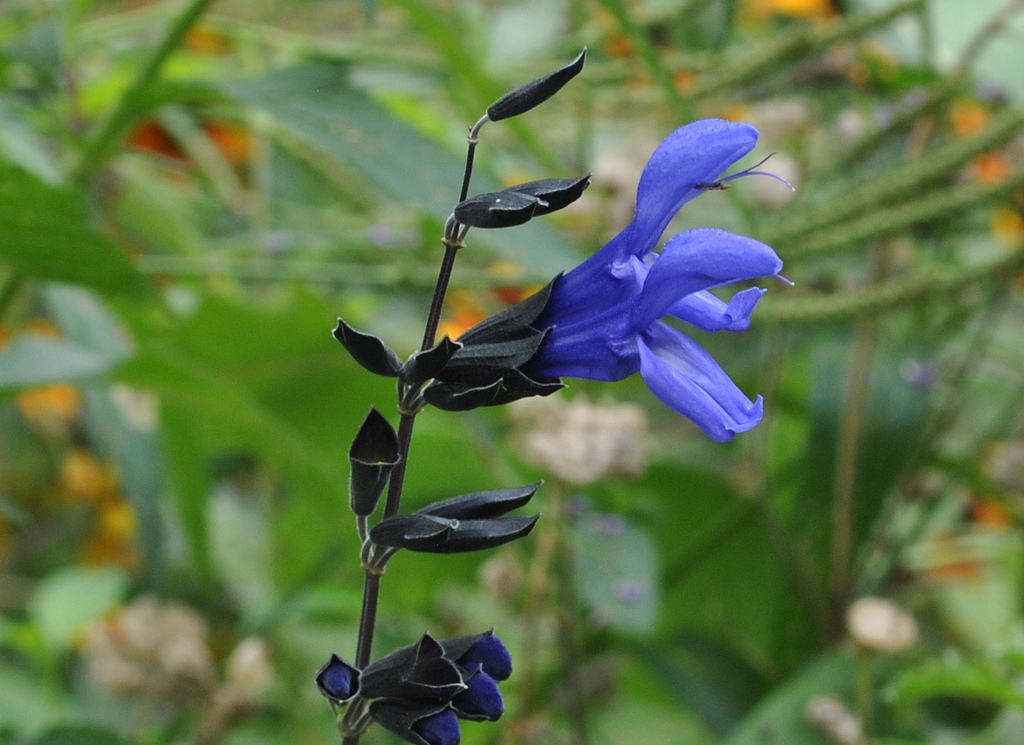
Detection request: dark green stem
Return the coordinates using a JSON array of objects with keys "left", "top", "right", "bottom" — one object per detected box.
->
[
  {"left": 71, "top": 0, "right": 217, "bottom": 183},
  {"left": 758, "top": 244, "right": 1024, "bottom": 326}
]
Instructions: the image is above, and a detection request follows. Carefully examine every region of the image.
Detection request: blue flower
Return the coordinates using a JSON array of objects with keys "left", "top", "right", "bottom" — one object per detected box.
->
[
  {"left": 412, "top": 707, "right": 462, "bottom": 745},
  {"left": 526, "top": 118, "right": 785, "bottom": 441}
]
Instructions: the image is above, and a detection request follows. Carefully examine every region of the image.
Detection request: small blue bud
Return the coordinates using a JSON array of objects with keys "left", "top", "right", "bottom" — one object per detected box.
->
[
  {"left": 315, "top": 654, "right": 361, "bottom": 704},
  {"left": 413, "top": 707, "right": 461, "bottom": 745},
  {"left": 453, "top": 669, "right": 504, "bottom": 721},
  {"left": 457, "top": 635, "right": 512, "bottom": 681}
]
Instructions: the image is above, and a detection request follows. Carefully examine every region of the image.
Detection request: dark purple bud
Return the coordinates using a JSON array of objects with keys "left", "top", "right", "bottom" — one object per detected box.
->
[
  {"left": 457, "top": 635, "right": 512, "bottom": 681},
  {"left": 452, "top": 669, "right": 504, "bottom": 721},
  {"left": 413, "top": 707, "right": 461, "bottom": 745},
  {"left": 349, "top": 408, "right": 400, "bottom": 516},
  {"left": 315, "top": 654, "right": 361, "bottom": 705},
  {"left": 486, "top": 49, "right": 586, "bottom": 122}
]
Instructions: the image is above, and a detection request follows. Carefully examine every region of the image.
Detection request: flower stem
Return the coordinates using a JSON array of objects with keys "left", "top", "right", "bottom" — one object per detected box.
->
[{"left": 342, "top": 114, "right": 477, "bottom": 745}]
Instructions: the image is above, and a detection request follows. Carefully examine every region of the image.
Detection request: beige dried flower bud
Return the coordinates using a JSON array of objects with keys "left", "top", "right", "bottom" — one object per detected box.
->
[
  {"left": 226, "top": 637, "right": 275, "bottom": 702},
  {"left": 82, "top": 594, "right": 216, "bottom": 706},
  {"left": 478, "top": 550, "right": 525, "bottom": 603},
  {"left": 805, "top": 695, "right": 864, "bottom": 745},
  {"left": 846, "top": 596, "right": 918, "bottom": 653},
  {"left": 509, "top": 395, "right": 648, "bottom": 485}
]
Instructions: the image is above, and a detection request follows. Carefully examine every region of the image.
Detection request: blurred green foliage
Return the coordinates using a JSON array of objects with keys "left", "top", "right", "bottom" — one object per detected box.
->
[{"left": 2, "top": 0, "right": 1024, "bottom": 744}]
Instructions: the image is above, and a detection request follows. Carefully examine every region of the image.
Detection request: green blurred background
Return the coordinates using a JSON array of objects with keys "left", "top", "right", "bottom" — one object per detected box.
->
[{"left": 3, "top": 0, "right": 1024, "bottom": 743}]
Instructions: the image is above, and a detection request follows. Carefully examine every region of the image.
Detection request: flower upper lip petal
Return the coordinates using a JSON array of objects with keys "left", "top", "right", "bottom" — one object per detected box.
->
[{"left": 632, "top": 119, "right": 759, "bottom": 255}]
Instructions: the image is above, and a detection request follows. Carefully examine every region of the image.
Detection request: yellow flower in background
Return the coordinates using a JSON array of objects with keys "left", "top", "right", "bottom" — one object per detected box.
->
[{"left": 991, "top": 206, "right": 1024, "bottom": 247}]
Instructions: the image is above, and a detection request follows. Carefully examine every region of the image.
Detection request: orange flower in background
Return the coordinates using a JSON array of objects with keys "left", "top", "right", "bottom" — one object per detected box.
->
[
  {"left": 991, "top": 205, "right": 1024, "bottom": 247},
  {"left": 82, "top": 499, "right": 140, "bottom": 568},
  {"left": 184, "top": 24, "right": 231, "bottom": 55},
  {"left": 437, "top": 290, "right": 488, "bottom": 340},
  {"left": 744, "top": 0, "right": 835, "bottom": 19},
  {"left": 203, "top": 121, "right": 253, "bottom": 166},
  {"left": 128, "top": 118, "right": 253, "bottom": 167},
  {"left": 11, "top": 320, "right": 84, "bottom": 429},
  {"left": 968, "top": 495, "right": 1015, "bottom": 529},
  {"left": 971, "top": 152, "right": 1011, "bottom": 185},
  {"left": 674, "top": 71, "right": 696, "bottom": 95},
  {"left": 128, "top": 119, "right": 186, "bottom": 160},
  {"left": 61, "top": 449, "right": 140, "bottom": 568},
  {"left": 951, "top": 98, "right": 990, "bottom": 138},
  {"left": 61, "top": 449, "right": 120, "bottom": 504}
]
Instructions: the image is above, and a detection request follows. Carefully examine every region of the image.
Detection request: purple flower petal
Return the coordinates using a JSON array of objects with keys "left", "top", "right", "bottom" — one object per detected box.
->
[
  {"left": 413, "top": 708, "right": 461, "bottom": 745},
  {"left": 453, "top": 669, "right": 505, "bottom": 721},
  {"left": 638, "top": 323, "right": 763, "bottom": 442},
  {"left": 633, "top": 229, "right": 782, "bottom": 329},
  {"left": 457, "top": 634, "right": 513, "bottom": 681},
  {"left": 632, "top": 120, "right": 758, "bottom": 254},
  {"left": 527, "top": 303, "right": 639, "bottom": 381},
  {"left": 669, "top": 287, "right": 766, "bottom": 332}
]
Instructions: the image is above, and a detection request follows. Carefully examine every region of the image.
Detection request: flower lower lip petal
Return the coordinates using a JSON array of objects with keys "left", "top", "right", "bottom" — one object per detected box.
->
[{"left": 638, "top": 323, "right": 764, "bottom": 442}]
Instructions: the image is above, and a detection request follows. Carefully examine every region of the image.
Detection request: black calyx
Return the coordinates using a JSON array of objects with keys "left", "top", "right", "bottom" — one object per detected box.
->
[{"left": 486, "top": 49, "right": 586, "bottom": 122}]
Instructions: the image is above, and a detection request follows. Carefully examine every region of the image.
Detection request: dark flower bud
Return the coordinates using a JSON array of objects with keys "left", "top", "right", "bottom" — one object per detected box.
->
[
  {"left": 412, "top": 516, "right": 539, "bottom": 555},
  {"left": 451, "top": 633, "right": 513, "bottom": 682},
  {"left": 510, "top": 175, "right": 591, "bottom": 216},
  {"left": 417, "top": 483, "right": 541, "bottom": 521},
  {"left": 413, "top": 706, "right": 462, "bottom": 745},
  {"left": 361, "top": 634, "right": 465, "bottom": 703},
  {"left": 315, "top": 654, "right": 361, "bottom": 705},
  {"left": 333, "top": 319, "right": 402, "bottom": 377},
  {"left": 370, "top": 700, "right": 461, "bottom": 745},
  {"left": 453, "top": 189, "right": 543, "bottom": 229},
  {"left": 423, "top": 378, "right": 506, "bottom": 411},
  {"left": 349, "top": 408, "right": 400, "bottom": 516},
  {"left": 370, "top": 514, "right": 457, "bottom": 550},
  {"left": 457, "top": 278, "right": 555, "bottom": 343},
  {"left": 401, "top": 337, "right": 462, "bottom": 384},
  {"left": 452, "top": 669, "right": 504, "bottom": 721},
  {"left": 486, "top": 49, "right": 586, "bottom": 122}
]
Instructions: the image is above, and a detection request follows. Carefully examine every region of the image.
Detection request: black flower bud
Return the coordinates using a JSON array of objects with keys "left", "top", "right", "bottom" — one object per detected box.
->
[
  {"left": 315, "top": 654, "right": 361, "bottom": 705},
  {"left": 349, "top": 408, "right": 401, "bottom": 517},
  {"left": 486, "top": 49, "right": 586, "bottom": 122}
]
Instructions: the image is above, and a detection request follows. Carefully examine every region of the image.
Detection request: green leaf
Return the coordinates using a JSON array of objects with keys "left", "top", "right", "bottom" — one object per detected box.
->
[
  {"left": 634, "top": 632, "right": 770, "bottom": 736},
  {"left": 0, "top": 164, "right": 140, "bottom": 291},
  {"left": 0, "top": 664, "right": 74, "bottom": 737},
  {"left": 33, "top": 724, "right": 133, "bottom": 745},
  {"left": 113, "top": 291, "right": 391, "bottom": 591},
  {"left": 26, "top": 566, "right": 130, "bottom": 649},
  {"left": 0, "top": 336, "right": 114, "bottom": 389},
  {"left": 0, "top": 96, "right": 61, "bottom": 183},
  {"left": 889, "top": 655, "right": 1024, "bottom": 710},
  {"left": 80, "top": 383, "right": 165, "bottom": 580},
  {"left": 224, "top": 62, "right": 582, "bottom": 278},
  {"left": 726, "top": 652, "right": 857, "bottom": 745},
  {"left": 574, "top": 512, "right": 659, "bottom": 633}
]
